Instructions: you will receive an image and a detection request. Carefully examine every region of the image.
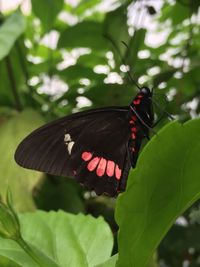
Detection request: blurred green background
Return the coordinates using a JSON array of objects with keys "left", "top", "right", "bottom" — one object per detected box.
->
[{"left": 0, "top": 0, "right": 200, "bottom": 266}]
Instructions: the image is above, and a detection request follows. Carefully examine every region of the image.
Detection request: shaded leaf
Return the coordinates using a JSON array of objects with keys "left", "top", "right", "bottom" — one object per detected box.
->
[
  {"left": 116, "top": 119, "right": 200, "bottom": 267},
  {"left": 0, "top": 110, "right": 44, "bottom": 211},
  {"left": 34, "top": 176, "right": 85, "bottom": 214}
]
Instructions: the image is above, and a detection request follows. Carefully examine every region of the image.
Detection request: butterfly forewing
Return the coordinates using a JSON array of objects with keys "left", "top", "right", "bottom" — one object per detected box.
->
[{"left": 15, "top": 107, "right": 132, "bottom": 196}]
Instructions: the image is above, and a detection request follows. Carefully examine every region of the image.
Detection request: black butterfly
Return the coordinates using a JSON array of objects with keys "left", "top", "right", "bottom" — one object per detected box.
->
[{"left": 15, "top": 87, "right": 154, "bottom": 197}]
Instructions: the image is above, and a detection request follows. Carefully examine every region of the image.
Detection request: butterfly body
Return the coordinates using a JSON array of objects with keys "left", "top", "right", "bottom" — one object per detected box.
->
[{"left": 15, "top": 87, "right": 154, "bottom": 197}]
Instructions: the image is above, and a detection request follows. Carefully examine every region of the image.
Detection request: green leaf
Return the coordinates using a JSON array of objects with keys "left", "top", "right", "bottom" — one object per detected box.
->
[
  {"left": 0, "top": 110, "right": 44, "bottom": 211},
  {"left": 73, "top": 0, "right": 102, "bottom": 16},
  {"left": 96, "top": 254, "right": 118, "bottom": 267},
  {"left": 58, "top": 21, "right": 108, "bottom": 51},
  {"left": 0, "top": 11, "right": 26, "bottom": 61},
  {"left": 0, "top": 211, "right": 113, "bottom": 267},
  {"left": 160, "top": 2, "right": 191, "bottom": 25},
  {"left": 31, "top": 0, "right": 64, "bottom": 32},
  {"left": 0, "top": 255, "right": 21, "bottom": 267},
  {"left": 116, "top": 119, "right": 200, "bottom": 267}
]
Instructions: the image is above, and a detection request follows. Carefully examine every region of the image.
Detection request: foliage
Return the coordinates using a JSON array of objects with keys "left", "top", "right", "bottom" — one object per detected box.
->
[
  {"left": 116, "top": 119, "right": 200, "bottom": 266},
  {"left": 0, "top": 195, "right": 113, "bottom": 267},
  {"left": 0, "top": 0, "right": 200, "bottom": 266}
]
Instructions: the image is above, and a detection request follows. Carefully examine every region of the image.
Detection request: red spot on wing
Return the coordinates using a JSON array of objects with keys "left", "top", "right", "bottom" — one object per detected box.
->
[
  {"left": 131, "top": 133, "right": 136, "bottom": 139},
  {"left": 133, "top": 99, "right": 141, "bottom": 105},
  {"left": 132, "top": 115, "right": 137, "bottom": 121},
  {"left": 106, "top": 160, "right": 115, "bottom": 177},
  {"left": 138, "top": 94, "right": 143, "bottom": 98},
  {"left": 131, "top": 127, "right": 137, "bottom": 133},
  {"left": 115, "top": 165, "right": 122, "bottom": 180},
  {"left": 96, "top": 158, "right": 107, "bottom": 177},
  {"left": 87, "top": 157, "right": 100, "bottom": 171},
  {"left": 82, "top": 151, "right": 92, "bottom": 161}
]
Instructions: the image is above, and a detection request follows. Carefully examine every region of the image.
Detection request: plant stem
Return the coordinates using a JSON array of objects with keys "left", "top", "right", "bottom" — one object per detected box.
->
[
  {"left": 17, "top": 237, "right": 45, "bottom": 267},
  {"left": 16, "top": 236, "right": 60, "bottom": 267},
  {"left": 5, "top": 56, "right": 22, "bottom": 111},
  {"left": 16, "top": 41, "right": 34, "bottom": 96}
]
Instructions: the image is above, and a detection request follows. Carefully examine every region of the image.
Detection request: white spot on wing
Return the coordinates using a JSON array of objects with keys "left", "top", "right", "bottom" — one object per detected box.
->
[
  {"left": 64, "top": 134, "right": 71, "bottom": 142},
  {"left": 64, "top": 133, "right": 75, "bottom": 155},
  {"left": 68, "top": 141, "right": 74, "bottom": 155}
]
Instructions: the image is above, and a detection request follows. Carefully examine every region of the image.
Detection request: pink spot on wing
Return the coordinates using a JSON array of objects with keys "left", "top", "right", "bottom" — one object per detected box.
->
[
  {"left": 96, "top": 158, "right": 107, "bottom": 177},
  {"left": 87, "top": 157, "right": 100, "bottom": 171},
  {"left": 82, "top": 151, "right": 92, "bottom": 161},
  {"left": 106, "top": 160, "right": 115, "bottom": 177},
  {"left": 132, "top": 115, "right": 137, "bottom": 121},
  {"left": 138, "top": 94, "right": 143, "bottom": 98},
  {"left": 131, "top": 133, "right": 136, "bottom": 139},
  {"left": 131, "top": 127, "right": 137, "bottom": 133},
  {"left": 133, "top": 99, "right": 141, "bottom": 105},
  {"left": 115, "top": 165, "right": 122, "bottom": 180}
]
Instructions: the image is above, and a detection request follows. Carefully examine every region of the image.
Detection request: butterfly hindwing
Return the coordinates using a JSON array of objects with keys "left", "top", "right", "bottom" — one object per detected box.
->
[{"left": 15, "top": 107, "right": 131, "bottom": 196}]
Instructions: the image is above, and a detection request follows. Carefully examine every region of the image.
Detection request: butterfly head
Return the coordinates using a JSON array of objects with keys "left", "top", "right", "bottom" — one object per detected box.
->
[{"left": 140, "top": 86, "right": 152, "bottom": 97}]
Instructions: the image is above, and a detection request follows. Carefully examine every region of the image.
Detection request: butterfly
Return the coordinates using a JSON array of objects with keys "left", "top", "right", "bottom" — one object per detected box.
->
[{"left": 14, "top": 86, "right": 154, "bottom": 197}]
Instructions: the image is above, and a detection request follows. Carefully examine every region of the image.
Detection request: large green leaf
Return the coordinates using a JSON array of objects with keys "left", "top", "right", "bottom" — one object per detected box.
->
[
  {"left": 31, "top": 0, "right": 64, "bottom": 32},
  {"left": 0, "top": 110, "right": 44, "bottom": 211},
  {"left": 116, "top": 119, "right": 200, "bottom": 267},
  {"left": 0, "top": 211, "right": 113, "bottom": 267},
  {"left": 0, "top": 11, "right": 26, "bottom": 61}
]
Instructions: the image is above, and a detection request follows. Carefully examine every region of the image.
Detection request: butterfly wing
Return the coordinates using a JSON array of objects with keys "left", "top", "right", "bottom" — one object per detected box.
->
[{"left": 15, "top": 107, "right": 131, "bottom": 196}]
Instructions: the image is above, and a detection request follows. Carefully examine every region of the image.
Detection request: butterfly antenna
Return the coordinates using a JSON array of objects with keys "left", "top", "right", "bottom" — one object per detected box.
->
[{"left": 103, "top": 34, "right": 141, "bottom": 90}]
